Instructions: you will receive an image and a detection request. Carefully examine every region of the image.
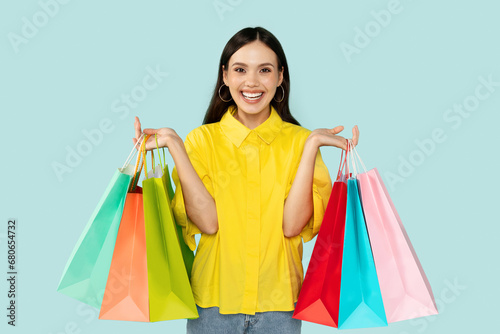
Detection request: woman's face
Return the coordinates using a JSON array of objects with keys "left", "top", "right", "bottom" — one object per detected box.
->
[{"left": 223, "top": 40, "right": 283, "bottom": 118}]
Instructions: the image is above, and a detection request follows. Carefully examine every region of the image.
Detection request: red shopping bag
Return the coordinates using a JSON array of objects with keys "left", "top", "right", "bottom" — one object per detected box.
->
[{"left": 293, "top": 151, "right": 348, "bottom": 327}]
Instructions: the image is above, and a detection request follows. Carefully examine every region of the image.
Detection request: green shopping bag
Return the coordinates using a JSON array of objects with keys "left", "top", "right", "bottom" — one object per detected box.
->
[
  {"left": 162, "top": 162, "right": 195, "bottom": 278},
  {"left": 57, "top": 139, "right": 143, "bottom": 308},
  {"left": 142, "top": 136, "right": 198, "bottom": 321}
]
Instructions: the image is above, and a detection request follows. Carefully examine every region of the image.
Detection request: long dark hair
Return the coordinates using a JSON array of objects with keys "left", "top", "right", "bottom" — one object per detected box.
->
[{"left": 203, "top": 27, "right": 300, "bottom": 126}]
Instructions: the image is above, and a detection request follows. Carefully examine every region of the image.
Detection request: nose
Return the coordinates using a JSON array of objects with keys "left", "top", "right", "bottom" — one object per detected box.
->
[{"left": 245, "top": 71, "right": 259, "bottom": 87}]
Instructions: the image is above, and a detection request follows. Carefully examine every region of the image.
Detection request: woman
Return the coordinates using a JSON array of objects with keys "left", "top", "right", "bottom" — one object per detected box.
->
[{"left": 134, "top": 27, "right": 359, "bottom": 334}]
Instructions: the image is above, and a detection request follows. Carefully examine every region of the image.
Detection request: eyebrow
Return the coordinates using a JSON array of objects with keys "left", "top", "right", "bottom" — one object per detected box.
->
[{"left": 231, "top": 62, "right": 276, "bottom": 68}]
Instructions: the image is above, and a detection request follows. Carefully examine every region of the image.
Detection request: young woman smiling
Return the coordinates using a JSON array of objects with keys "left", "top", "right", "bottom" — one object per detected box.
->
[{"left": 134, "top": 27, "right": 359, "bottom": 334}]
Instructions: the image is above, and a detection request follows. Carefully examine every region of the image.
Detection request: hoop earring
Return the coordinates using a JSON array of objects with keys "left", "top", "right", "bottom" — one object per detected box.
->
[
  {"left": 218, "top": 84, "right": 232, "bottom": 102},
  {"left": 273, "top": 85, "right": 285, "bottom": 103}
]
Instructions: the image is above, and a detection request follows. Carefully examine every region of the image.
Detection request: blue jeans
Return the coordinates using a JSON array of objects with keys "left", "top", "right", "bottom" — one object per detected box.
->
[{"left": 186, "top": 304, "right": 301, "bottom": 334}]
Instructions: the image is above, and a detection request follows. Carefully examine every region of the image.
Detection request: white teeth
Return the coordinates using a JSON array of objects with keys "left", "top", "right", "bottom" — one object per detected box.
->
[{"left": 242, "top": 92, "right": 263, "bottom": 99}]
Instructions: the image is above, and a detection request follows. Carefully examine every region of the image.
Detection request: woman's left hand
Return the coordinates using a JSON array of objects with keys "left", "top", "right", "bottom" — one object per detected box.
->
[{"left": 307, "top": 125, "right": 359, "bottom": 150}]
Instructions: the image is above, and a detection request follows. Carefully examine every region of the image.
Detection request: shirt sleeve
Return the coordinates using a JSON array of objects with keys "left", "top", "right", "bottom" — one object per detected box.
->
[
  {"left": 171, "top": 130, "right": 214, "bottom": 251},
  {"left": 299, "top": 149, "right": 332, "bottom": 243}
]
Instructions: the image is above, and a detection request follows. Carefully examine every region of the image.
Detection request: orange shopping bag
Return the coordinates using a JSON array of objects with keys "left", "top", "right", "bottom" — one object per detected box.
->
[{"left": 98, "top": 186, "right": 149, "bottom": 321}]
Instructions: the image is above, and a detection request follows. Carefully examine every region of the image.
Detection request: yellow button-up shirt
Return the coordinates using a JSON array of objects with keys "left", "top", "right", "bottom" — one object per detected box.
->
[{"left": 172, "top": 105, "right": 332, "bottom": 315}]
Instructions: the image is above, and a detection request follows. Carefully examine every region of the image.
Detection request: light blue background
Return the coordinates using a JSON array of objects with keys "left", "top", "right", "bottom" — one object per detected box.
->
[{"left": 1, "top": 0, "right": 498, "bottom": 333}]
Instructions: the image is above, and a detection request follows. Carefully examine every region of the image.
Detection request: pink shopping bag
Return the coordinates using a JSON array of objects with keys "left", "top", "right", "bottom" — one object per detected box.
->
[{"left": 349, "top": 142, "right": 438, "bottom": 323}]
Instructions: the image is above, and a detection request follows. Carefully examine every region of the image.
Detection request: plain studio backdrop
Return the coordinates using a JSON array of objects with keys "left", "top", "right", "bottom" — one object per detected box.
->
[{"left": 1, "top": 0, "right": 498, "bottom": 333}]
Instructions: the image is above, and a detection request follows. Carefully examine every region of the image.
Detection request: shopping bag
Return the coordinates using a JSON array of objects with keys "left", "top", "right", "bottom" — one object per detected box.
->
[
  {"left": 142, "top": 138, "right": 198, "bottom": 321},
  {"left": 350, "top": 142, "right": 438, "bottom": 323},
  {"left": 161, "top": 158, "right": 195, "bottom": 278},
  {"left": 147, "top": 145, "right": 195, "bottom": 279},
  {"left": 99, "top": 138, "right": 149, "bottom": 321},
  {"left": 293, "top": 151, "right": 348, "bottom": 327},
  {"left": 338, "top": 176, "right": 388, "bottom": 329},
  {"left": 57, "top": 139, "right": 142, "bottom": 308},
  {"left": 98, "top": 135, "right": 198, "bottom": 322},
  {"left": 98, "top": 185, "right": 149, "bottom": 321}
]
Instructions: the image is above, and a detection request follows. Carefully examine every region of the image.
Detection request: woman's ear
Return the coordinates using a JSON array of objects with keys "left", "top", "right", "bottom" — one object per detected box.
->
[
  {"left": 278, "top": 66, "right": 284, "bottom": 86},
  {"left": 222, "top": 65, "right": 227, "bottom": 85}
]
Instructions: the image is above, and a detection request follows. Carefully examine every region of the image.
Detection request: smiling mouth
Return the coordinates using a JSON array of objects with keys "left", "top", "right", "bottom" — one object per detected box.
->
[{"left": 241, "top": 91, "right": 264, "bottom": 101}]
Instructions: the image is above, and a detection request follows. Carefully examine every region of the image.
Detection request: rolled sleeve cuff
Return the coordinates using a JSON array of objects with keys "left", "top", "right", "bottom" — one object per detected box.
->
[
  {"left": 300, "top": 183, "right": 327, "bottom": 243},
  {"left": 300, "top": 151, "right": 332, "bottom": 243}
]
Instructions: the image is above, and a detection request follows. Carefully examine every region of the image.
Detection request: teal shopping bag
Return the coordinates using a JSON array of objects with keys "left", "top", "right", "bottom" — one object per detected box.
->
[
  {"left": 57, "top": 137, "right": 144, "bottom": 308},
  {"left": 338, "top": 178, "right": 388, "bottom": 329},
  {"left": 57, "top": 167, "right": 133, "bottom": 308}
]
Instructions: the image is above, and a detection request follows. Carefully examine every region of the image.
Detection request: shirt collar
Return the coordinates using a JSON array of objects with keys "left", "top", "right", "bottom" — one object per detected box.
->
[{"left": 220, "top": 105, "right": 283, "bottom": 148}]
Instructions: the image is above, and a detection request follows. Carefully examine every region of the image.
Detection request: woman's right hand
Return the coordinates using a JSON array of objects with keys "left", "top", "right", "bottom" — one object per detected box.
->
[
  {"left": 134, "top": 116, "right": 218, "bottom": 234},
  {"left": 133, "top": 116, "right": 180, "bottom": 151}
]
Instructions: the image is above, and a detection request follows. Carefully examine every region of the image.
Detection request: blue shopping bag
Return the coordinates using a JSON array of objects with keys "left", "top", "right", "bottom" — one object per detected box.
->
[{"left": 338, "top": 178, "right": 388, "bottom": 329}]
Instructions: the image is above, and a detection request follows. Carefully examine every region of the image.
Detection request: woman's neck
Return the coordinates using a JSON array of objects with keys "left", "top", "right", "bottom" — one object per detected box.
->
[{"left": 233, "top": 106, "right": 271, "bottom": 130}]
